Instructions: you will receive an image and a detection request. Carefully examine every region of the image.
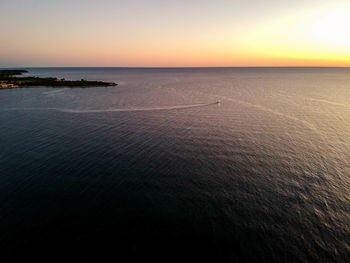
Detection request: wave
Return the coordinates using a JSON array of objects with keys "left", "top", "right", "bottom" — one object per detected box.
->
[
  {"left": 199, "top": 91, "right": 324, "bottom": 137},
  {"left": 1, "top": 101, "right": 219, "bottom": 114},
  {"left": 42, "top": 89, "right": 66, "bottom": 95},
  {"left": 307, "top": 98, "right": 348, "bottom": 107}
]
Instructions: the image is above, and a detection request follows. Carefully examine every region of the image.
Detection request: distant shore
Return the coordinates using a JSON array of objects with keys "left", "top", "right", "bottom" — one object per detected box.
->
[{"left": 0, "top": 70, "right": 117, "bottom": 89}]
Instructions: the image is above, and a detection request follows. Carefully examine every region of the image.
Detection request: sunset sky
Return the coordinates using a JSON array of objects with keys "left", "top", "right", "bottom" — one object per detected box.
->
[{"left": 1, "top": 0, "right": 350, "bottom": 67}]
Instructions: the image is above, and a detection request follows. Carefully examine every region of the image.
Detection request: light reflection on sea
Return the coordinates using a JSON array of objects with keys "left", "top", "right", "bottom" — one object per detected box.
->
[{"left": 1, "top": 67, "right": 350, "bottom": 261}]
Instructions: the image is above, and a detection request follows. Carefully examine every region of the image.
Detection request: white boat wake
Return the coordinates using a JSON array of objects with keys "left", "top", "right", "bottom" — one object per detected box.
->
[{"left": 1, "top": 101, "right": 219, "bottom": 114}]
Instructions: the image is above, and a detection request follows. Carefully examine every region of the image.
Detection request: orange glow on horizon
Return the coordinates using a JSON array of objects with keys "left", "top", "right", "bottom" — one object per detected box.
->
[{"left": 1, "top": 1, "right": 350, "bottom": 67}]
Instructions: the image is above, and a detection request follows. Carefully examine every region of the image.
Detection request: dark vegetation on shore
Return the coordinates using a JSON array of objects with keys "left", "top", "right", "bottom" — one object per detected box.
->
[{"left": 0, "top": 70, "right": 117, "bottom": 88}]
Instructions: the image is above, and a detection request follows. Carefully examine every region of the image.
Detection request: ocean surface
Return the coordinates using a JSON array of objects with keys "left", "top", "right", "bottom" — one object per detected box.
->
[{"left": 1, "top": 67, "right": 350, "bottom": 261}]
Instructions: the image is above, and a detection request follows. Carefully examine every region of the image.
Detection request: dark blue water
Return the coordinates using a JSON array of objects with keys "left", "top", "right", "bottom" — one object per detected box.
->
[{"left": 1, "top": 67, "right": 350, "bottom": 261}]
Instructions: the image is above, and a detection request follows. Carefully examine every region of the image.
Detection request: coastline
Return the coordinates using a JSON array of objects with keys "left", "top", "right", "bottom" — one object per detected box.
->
[{"left": 0, "top": 70, "right": 117, "bottom": 89}]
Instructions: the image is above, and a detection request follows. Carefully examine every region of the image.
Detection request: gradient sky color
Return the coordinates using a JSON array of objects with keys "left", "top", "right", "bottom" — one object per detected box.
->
[{"left": 1, "top": 0, "right": 350, "bottom": 67}]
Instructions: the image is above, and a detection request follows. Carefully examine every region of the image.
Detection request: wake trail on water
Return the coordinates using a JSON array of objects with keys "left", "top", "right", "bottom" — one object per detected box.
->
[
  {"left": 199, "top": 91, "right": 325, "bottom": 137},
  {"left": 306, "top": 98, "right": 349, "bottom": 107},
  {"left": 1, "top": 101, "right": 219, "bottom": 114},
  {"left": 43, "top": 89, "right": 66, "bottom": 95}
]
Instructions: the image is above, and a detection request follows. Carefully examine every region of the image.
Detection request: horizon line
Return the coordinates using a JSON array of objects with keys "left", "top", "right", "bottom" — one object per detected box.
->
[{"left": 2, "top": 66, "right": 350, "bottom": 69}]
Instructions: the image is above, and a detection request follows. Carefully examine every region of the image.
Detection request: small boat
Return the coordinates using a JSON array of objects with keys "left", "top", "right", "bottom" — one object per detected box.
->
[{"left": 216, "top": 100, "right": 221, "bottom": 104}]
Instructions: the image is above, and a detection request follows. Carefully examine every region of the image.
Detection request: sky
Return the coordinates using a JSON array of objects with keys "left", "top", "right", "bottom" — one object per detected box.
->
[{"left": 1, "top": 0, "right": 350, "bottom": 67}]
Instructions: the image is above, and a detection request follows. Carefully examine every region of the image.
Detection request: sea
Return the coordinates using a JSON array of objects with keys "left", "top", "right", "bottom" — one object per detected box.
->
[{"left": 1, "top": 67, "right": 350, "bottom": 262}]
